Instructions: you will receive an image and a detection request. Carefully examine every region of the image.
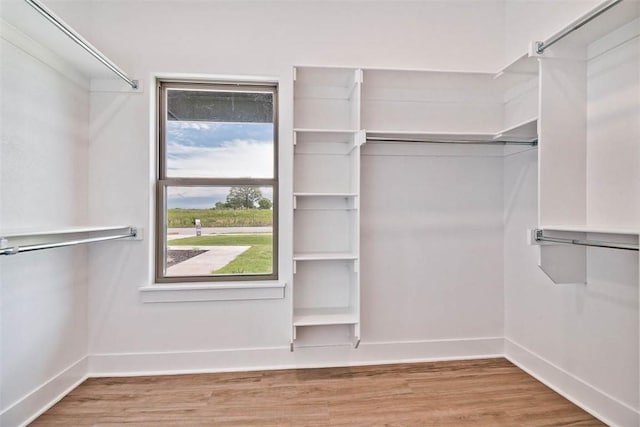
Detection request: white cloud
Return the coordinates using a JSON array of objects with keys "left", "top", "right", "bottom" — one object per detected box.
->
[{"left": 167, "top": 139, "right": 273, "bottom": 178}]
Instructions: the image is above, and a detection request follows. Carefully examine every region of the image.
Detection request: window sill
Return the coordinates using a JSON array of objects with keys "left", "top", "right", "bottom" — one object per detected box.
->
[{"left": 139, "top": 281, "right": 286, "bottom": 303}]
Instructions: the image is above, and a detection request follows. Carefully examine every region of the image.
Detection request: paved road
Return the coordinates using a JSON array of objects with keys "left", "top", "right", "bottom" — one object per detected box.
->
[{"left": 167, "top": 227, "right": 272, "bottom": 236}]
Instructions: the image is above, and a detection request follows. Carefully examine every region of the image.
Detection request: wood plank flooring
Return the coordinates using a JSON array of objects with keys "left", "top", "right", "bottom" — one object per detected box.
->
[{"left": 31, "top": 358, "right": 604, "bottom": 426}]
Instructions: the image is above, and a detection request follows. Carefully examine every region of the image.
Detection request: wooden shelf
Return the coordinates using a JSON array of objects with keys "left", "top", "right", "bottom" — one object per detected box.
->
[
  {"left": 293, "top": 307, "right": 358, "bottom": 326},
  {"left": 293, "top": 252, "right": 358, "bottom": 261}
]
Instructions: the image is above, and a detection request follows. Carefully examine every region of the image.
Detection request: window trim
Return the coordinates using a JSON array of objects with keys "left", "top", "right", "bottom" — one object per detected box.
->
[{"left": 155, "top": 80, "right": 279, "bottom": 284}]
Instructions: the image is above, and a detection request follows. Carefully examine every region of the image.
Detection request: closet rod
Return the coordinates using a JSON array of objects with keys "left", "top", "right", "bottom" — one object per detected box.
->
[
  {"left": 24, "top": 0, "right": 138, "bottom": 89},
  {"left": 0, "top": 228, "right": 137, "bottom": 256},
  {"left": 366, "top": 137, "right": 537, "bottom": 146},
  {"left": 535, "top": 0, "right": 624, "bottom": 54},
  {"left": 534, "top": 229, "right": 638, "bottom": 251}
]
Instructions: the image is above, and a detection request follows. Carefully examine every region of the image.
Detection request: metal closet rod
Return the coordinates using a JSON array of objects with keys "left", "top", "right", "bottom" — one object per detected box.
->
[
  {"left": 536, "top": 0, "right": 624, "bottom": 54},
  {"left": 366, "top": 137, "right": 538, "bottom": 146},
  {"left": 534, "top": 229, "right": 639, "bottom": 251},
  {"left": 24, "top": 0, "right": 138, "bottom": 89},
  {"left": 0, "top": 227, "right": 137, "bottom": 256}
]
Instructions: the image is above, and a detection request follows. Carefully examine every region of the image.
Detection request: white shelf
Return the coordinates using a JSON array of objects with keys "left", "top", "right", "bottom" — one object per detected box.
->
[
  {"left": 366, "top": 118, "right": 538, "bottom": 144},
  {"left": 494, "top": 117, "right": 538, "bottom": 142},
  {"left": 541, "top": 1, "right": 640, "bottom": 52},
  {"left": 293, "top": 252, "right": 358, "bottom": 261},
  {"left": 294, "top": 192, "right": 358, "bottom": 198},
  {"left": 293, "top": 307, "right": 358, "bottom": 326},
  {"left": 294, "top": 128, "right": 360, "bottom": 134},
  {"left": 366, "top": 130, "right": 495, "bottom": 142},
  {"left": 0, "top": 225, "right": 133, "bottom": 238},
  {"left": 495, "top": 54, "right": 539, "bottom": 79},
  {"left": 293, "top": 193, "right": 358, "bottom": 210},
  {"left": 0, "top": 1, "right": 139, "bottom": 90},
  {"left": 540, "top": 226, "right": 640, "bottom": 236}
]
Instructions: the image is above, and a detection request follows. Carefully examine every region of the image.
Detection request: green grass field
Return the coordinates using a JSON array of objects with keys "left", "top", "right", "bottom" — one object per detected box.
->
[
  {"left": 168, "top": 209, "right": 272, "bottom": 228},
  {"left": 169, "top": 234, "right": 272, "bottom": 275}
]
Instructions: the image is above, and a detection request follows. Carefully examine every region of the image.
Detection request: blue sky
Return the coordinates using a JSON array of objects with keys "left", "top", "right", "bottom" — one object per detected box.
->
[{"left": 166, "top": 121, "right": 274, "bottom": 209}]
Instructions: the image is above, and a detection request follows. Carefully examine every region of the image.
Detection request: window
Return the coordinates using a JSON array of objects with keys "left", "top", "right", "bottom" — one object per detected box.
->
[{"left": 156, "top": 80, "right": 278, "bottom": 283}]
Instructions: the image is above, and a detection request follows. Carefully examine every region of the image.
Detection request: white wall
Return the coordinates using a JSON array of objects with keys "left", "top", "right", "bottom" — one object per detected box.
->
[
  {"left": 69, "top": 0, "right": 508, "bottom": 368},
  {"left": 504, "top": 149, "right": 639, "bottom": 427},
  {"left": 0, "top": 30, "right": 90, "bottom": 426},
  {"left": 361, "top": 144, "right": 504, "bottom": 342}
]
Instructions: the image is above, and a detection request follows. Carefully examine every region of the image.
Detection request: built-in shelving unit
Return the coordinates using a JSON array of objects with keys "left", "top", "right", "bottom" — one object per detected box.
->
[
  {"left": 292, "top": 59, "right": 543, "bottom": 349},
  {"left": 292, "top": 71, "right": 364, "bottom": 349},
  {"left": 532, "top": 0, "right": 640, "bottom": 283},
  {"left": 292, "top": 61, "right": 542, "bottom": 349}
]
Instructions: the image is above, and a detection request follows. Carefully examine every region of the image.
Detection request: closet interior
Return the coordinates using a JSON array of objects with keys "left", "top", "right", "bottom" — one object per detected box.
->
[{"left": 1, "top": 0, "right": 639, "bottom": 425}]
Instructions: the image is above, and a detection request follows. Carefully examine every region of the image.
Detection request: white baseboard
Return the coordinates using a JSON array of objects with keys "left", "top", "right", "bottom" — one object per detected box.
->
[
  {"left": 504, "top": 339, "right": 639, "bottom": 427},
  {"left": 0, "top": 357, "right": 88, "bottom": 427},
  {"left": 89, "top": 336, "right": 504, "bottom": 377}
]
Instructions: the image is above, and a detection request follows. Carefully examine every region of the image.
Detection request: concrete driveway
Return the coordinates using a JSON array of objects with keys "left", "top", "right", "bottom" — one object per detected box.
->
[{"left": 165, "top": 245, "right": 250, "bottom": 276}]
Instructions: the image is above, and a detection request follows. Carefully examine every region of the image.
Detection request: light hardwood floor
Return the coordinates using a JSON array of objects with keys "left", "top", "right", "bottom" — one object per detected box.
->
[{"left": 32, "top": 358, "right": 604, "bottom": 426}]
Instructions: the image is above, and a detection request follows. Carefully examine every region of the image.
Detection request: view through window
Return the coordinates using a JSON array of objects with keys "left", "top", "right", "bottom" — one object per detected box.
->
[{"left": 156, "top": 81, "right": 278, "bottom": 282}]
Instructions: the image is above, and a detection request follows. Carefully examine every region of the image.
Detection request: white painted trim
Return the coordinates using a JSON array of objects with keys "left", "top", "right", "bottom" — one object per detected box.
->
[
  {"left": 0, "top": 357, "right": 88, "bottom": 427},
  {"left": 505, "top": 339, "right": 639, "bottom": 427},
  {"left": 139, "top": 281, "right": 286, "bottom": 302},
  {"left": 89, "top": 337, "right": 504, "bottom": 377},
  {"left": 153, "top": 71, "right": 279, "bottom": 85},
  {"left": 0, "top": 19, "right": 89, "bottom": 89}
]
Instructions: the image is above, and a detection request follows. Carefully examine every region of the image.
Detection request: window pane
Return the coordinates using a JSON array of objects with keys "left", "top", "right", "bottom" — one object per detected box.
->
[
  {"left": 165, "top": 89, "right": 274, "bottom": 179},
  {"left": 164, "top": 185, "right": 274, "bottom": 278}
]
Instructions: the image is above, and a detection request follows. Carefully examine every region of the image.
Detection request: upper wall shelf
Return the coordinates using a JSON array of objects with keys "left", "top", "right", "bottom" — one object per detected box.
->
[
  {"left": 534, "top": 0, "right": 640, "bottom": 57},
  {"left": 0, "top": 0, "right": 138, "bottom": 89},
  {"left": 366, "top": 117, "right": 538, "bottom": 145},
  {"left": 495, "top": 54, "right": 538, "bottom": 80},
  {"left": 494, "top": 117, "right": 538, "bottom": 142},
  {"left": 0, "top": 226, "right": 138, "bottom": 256},
  {"left": 539, "top": 226, "right": 639, "bottom": 236},
  {"left": 0, "top": 225, "right": 134, "bottom": 238}
]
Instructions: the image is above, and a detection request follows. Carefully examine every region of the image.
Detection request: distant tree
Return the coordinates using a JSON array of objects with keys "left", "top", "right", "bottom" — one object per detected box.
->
[
  {"left": 226, "top": 186, "right": 262, "bottom": 209},
  {"left": 215, "top": 201, "right": 229, "bottom": 209},
  {"left": 258, "top": 198, "right": 272, "bottom": 210}
]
